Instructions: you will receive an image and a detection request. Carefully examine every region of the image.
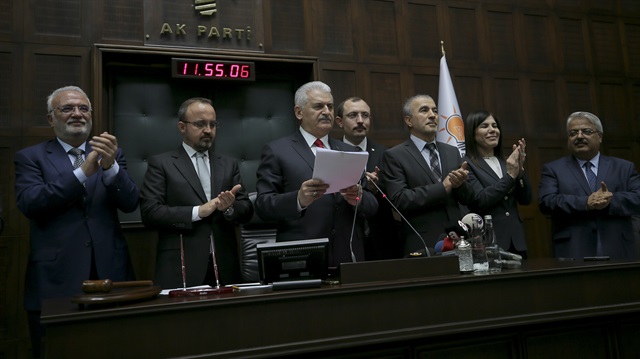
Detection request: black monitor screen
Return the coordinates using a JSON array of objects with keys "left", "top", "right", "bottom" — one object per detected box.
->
[{"left": 256, "top": 238, "right": 329, "bottom": 284}]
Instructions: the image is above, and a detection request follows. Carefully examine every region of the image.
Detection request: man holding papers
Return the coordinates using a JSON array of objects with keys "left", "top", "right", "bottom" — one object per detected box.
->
[{"left": 255, "top": 81, "right": 378, "bottom": 267}]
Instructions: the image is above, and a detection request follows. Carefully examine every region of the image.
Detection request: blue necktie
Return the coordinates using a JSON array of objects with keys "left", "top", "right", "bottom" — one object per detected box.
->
[
  {"left": 584, "top": 161, "right": 597, "bottom": 192},
  {"left": 68, "top": 148, "right": 84, "bottom": 169}
]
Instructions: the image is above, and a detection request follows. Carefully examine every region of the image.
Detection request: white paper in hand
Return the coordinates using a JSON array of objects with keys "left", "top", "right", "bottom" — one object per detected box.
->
[{"left": 312, "top": 147, "right": 369, "bottom": 193}]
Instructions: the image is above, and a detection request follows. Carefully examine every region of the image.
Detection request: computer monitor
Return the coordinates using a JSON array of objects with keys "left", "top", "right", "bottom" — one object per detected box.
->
[{"left": 256, "top": 238, "right": 329, "bottom": 284}]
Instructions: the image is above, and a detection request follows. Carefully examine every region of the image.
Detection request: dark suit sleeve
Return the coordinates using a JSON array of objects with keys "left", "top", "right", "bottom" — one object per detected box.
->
[
  {"left": 255, "top": 143, "right": 303, "bottom": 221},
  {"left": 15, "top": 149, "right": 87, "bottom": 220},
  {"left": 140, "top": 155, "right": 195, "bottom": 230},
  {"left": 607, "top": 161, "right": 640, "bottom": 217},
  {"left": 105, "top": 148, "right": 140, "bottom": 213},
  {"left": 538, "top": 162, "right": 589, "bottom": 216},
  {"left": 466, "top": 159, "right": 531, "bottom": 210},
  {"left": 223, "top": 159, "right": 253, "bottom": 224}
]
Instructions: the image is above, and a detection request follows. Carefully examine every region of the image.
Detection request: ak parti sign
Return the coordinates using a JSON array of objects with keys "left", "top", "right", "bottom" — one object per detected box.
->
[{"left": 144, "top": 0, "right": 264, "bottom": 52}]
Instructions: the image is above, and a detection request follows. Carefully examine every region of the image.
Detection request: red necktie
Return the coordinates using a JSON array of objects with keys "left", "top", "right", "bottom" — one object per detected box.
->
[{"left": 313, "top": 139, "right": 325, "bottom": 148}]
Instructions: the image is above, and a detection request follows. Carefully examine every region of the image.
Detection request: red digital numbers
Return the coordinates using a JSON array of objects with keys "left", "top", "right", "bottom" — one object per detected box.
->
[{"left": 174, "top": 59, "right": 255, "bottom": 81}]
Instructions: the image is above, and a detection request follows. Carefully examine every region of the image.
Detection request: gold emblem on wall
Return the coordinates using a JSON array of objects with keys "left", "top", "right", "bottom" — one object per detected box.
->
[{"left": 195, "top": 0, "right": 217, "bottom": 16}]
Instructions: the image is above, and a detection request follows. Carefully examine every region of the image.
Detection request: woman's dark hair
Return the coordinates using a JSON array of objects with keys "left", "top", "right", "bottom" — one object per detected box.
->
[{"left": 464, "top": 110, "right": 504, "bottom": 161}]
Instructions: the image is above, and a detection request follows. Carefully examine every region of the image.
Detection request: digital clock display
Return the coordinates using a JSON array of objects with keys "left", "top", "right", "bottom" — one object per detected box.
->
[{"left": 172, "top": 58, "right": 256, "bottom": 81}]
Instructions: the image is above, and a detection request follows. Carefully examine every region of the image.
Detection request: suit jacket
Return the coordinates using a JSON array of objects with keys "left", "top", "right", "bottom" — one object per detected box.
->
[
  {"left": 140, "top": 146, "right": 253, "bottom": 289},
  {"left": 464, "top": 156, "right": 532, "bottom": 252},
  {"left": 15, "top": 139, "right": 139, "bottom": 310},
  {"left": 381, "top": 140, "right": 472, "bottom": 254},
  {"left": 538, "top": 154, "right": 640, "bottom": 260},
  {"left": 254, "top": 131, "right": 378, "bottom": 267},
  {"left": 363, "top": 139, "right": 403, "bottom": 260}
]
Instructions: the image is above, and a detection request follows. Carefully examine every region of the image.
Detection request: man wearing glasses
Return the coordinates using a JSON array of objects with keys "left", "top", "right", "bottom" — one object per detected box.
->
[
  {"left": 140, "top": 97, "right": 252, "bottom": 289},
  {"left": 538, "top": 111, "right": 640, "bottom": 260},
  {"left": 14, "top": 85, "right": 140, "bottom": 358},
  {"left": 335, "top": 97, "right": 402, "bottom": 260}
]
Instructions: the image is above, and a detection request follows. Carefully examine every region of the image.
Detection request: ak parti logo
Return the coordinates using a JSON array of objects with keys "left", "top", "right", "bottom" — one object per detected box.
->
[{"left": 194, "top": 0, "right": 217, "bottom": 16}]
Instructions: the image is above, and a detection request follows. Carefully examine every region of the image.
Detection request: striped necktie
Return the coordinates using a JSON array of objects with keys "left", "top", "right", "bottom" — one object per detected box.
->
[
  {"left": 69, "top": 148, "right": 84, "bottom": 169},
  {"left": 584, "top": 161, "right": 597, "bottom": 192},
  {"left": 425, "top": 143, "right": 442, "bottom": 180}
]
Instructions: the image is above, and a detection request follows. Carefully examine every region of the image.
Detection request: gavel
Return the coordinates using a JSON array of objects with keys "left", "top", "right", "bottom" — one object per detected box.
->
[{"left": 82, "top": 279, "right": 154, "bottom": 293}]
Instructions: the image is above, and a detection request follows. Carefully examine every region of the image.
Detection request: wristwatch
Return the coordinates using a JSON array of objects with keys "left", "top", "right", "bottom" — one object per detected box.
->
[{"left": 223, "top": 206, "right": 234, "bottom": 216}]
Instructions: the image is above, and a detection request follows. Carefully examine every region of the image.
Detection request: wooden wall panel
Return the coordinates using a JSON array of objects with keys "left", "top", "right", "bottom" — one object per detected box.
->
[
  {"left": 0, "top": 46, "right": 21, "bottom": 130},
  {"left": 486, "top": 10, "right": 518, "bottom": 69},
  {"left": 596, "top": 81, "right": 629, "bottom": 138},
  {"left": 22, "top": 46, "right": 91, "bottom": 137},
  {"left": 267, "top": 0, "right": 307, "bottom": 54},
  {"left": 492, "top": 77, "right": 523, "bottom": 134},
  {"left": 0, "top": 0, "right": 22, "bottom": 43},
  {"left": 368, "top": 70, "right": 405, "bottom": 140},
  {"left": 24, "top": 0, "right": 94, "bottom": 45},
  {"left": 454, "top": 74, "right": 485, "bottom": 115},
  {"left": 522, "top": 13, "right": 556, "bottom": 71},
  {"left": 624, "top": 22, "right": 640, "bottom": 77},
  {"left": 406, "top": 1, "right": 439, "bottom": 63},
  {"left": 100, "top": 0, "right": 144, "bottom": 43},
  {"left": 363, "top": 0, "right": 400, "bottom": 60},
  {"left": 447, "top": 5, "right": 481, "bottom": 65},
  {"left": 590, "top": 19, "right": 624, "bottom": 75},
  {"left": 314, "top": 0, "right": 355, "bottom": 59},
  {"left": 558, "top": 17, "right": 590, "bottom": 73},
  {"left": 529, "top": 78, "right": 560, "bottom": 134},
  {"left": 565, "top": 79, "right": 595, "bottom": 114}
]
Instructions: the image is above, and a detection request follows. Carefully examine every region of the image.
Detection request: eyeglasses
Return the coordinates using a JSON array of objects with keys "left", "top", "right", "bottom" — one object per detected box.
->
[
  {"left": 182, "top": 120, "right": 218, "bottom": 129},
  {"left": 568, "top": 128, "right": 597, "bottom": 137},
  {"left": 345, "top": 112, "right": 371, "bottom": 120},
  {"left": 54, "top": 105, "right": 92, "bottom": 114}
]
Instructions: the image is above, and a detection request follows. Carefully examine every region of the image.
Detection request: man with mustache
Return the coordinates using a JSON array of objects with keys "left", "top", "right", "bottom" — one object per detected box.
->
[
  {"left": 14, "top": 86, "right": 139, "bottom": 357},
  {"left": 538, "top": 111, "right": 640, "bottom": 260},
  {"left": 255, "top": 82, "right": 378, "bottom": 268},
  {"left": 140, "top": 97, "right": 253, "bottom": 288},
  {"left": 335, "top": 97, "right": 402, "bottom": 260},
  {"left": 381, "top": 94, "right": 473, "bottom": 256}
]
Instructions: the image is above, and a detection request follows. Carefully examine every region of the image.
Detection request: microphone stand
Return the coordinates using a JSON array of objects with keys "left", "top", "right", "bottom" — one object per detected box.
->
[
  {"left": 168, "top": 232, "right": 233, "bottom": 297},
  {"left": 369, "top": 178, "right": 431, "bottom": 257}
]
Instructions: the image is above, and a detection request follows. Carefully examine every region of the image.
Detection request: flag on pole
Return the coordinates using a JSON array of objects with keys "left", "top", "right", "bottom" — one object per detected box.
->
[{"left": 437, "top": 54, "right": 465, "bottom": 157}]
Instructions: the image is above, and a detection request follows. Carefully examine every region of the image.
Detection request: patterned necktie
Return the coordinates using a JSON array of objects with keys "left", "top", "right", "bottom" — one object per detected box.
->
[
  {"left": 425, "top": 143, "right": 442, "bottom": 180},
  {"left": 68, "top": 148, "right": 84, "bottom": 169},
  {"left": 313, "top": 139, "right": 325, "bottom": 148},
  {"left": 584, "top": 161, "right": 597, "bottom": 192},
  {"left": 196, "top": 152, "right": 211, "bottom": 201}
]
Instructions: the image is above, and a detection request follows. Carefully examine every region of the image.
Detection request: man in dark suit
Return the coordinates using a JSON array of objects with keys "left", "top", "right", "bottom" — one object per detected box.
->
[
  {"left": 335, "top": 96, "right": 402, "bottom": 260},
  {"left": 538, "top": 111, "right": 640, "bottom": 260},
  {"left": 381, "top": 94, "right": 472, "bottom": 256},
  {"left": 255, "top": 81, "right": 378, "bottom": 267},
  {"left": 15, "top": 86, "right": 139, "bottom": 358},
  {"left": 140, "top": 97, "right": 252, "bottom": 289}
]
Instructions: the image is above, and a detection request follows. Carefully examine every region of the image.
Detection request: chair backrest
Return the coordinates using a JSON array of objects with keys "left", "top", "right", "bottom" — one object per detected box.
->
[{"left": 240, "top": 192, "right": 277, "bottom": 282}]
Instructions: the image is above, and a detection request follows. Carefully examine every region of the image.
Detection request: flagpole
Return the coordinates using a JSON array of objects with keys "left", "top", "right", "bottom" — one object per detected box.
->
[{"left": 440, "top": 40, "right": 445, "bottom": 56}]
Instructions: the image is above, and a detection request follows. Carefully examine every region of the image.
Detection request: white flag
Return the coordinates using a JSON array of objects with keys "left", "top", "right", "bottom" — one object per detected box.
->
[{"left": 437, "top": 55, "right": 465, "bottom": 157}]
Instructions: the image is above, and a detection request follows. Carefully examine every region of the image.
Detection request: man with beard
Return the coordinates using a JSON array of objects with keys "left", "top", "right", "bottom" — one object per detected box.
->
[
  {"left": 335, "top": 97, "right": 402, "bottom": 260},
  {"left": 381, "top": 94, "right": 472, "bottom": 256},
  {"left": 140, "top": 97, "right": 252, "bottom": 289},
  {"left": 539, "top": 111, "right": 640, "bottom": 260},
  {"left": 255, "top": 81, "right": 378, "bottom": 268},
  {"left": 14, "top": 86, "right": 139, "bottom": 358}
]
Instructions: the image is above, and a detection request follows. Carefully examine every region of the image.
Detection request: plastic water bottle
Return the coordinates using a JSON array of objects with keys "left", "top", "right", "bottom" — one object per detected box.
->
[{"left": 484, "top": 215, "right": 502, "bottom": 273}]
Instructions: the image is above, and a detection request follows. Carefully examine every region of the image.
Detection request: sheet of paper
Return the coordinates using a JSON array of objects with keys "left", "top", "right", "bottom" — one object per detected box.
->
[{"left": 312, "top": 147, "right": 369, "bottom": 193}]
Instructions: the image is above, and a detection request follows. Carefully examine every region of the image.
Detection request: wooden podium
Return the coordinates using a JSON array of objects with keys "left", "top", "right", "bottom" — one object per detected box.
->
[{"left": 41, "top": 258, "right": 640, "bottom": 358}]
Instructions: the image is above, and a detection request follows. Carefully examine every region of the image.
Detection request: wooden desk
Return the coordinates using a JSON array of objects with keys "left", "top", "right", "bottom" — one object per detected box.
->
[{"left": 41, "top": 259, "right": 640, "bottom": 358}]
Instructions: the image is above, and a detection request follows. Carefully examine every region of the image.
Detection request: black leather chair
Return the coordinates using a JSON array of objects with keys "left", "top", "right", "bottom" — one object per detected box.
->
[{"left": 240, "top": 192, "right": 277, "bottom": 282}]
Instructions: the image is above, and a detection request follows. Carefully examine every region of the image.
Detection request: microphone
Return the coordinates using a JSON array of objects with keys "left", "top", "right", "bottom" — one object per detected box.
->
[
  {"left": 368, "top": 177, "right": 431, "bottom": 257},
  {"left": 347, "top": 180, "right": 362, "bottom": 262}
]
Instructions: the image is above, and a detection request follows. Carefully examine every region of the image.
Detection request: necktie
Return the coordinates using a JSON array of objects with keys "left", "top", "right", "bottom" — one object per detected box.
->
[
  {"left": 355, "top": 146, "right": 363, "bottom": 152},
  {"left": 313, "top": 139, "right": 325, "bottom": 148},
  {"left": 425, "top": 143, "right": 442, "bottom": 180},
  {"left": 584, "top": 161, "right": 597, "bottom": 192},
  {"left": 69, "top": 148, "right": 84, "bottom": 169},
  {"left": 196, "top": 152, "right": 211, "bottom": 201}
]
